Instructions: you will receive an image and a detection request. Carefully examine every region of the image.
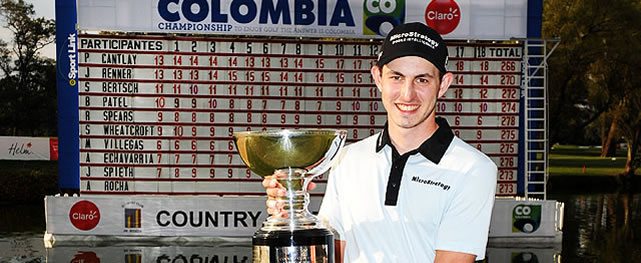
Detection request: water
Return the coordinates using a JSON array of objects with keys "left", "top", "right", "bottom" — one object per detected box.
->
[
  {"left": 0, "top": 204, "right": 46, "bottom": 262},
  {"left": 1, "top": 192, "right": 641, "bottom": 262},
  {"left": 549, "top": 192, "right": 641, "bottom": 263}
]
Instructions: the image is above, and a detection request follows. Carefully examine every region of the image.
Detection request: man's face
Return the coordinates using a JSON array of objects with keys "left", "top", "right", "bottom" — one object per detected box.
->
[{"left": 371, "top": 56, "right": 452, "bottom": 132}]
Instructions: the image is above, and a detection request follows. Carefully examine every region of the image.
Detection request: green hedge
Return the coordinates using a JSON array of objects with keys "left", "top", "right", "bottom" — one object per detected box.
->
[{"left": 0, "top": 160, "right": 58, "bottom": 204}]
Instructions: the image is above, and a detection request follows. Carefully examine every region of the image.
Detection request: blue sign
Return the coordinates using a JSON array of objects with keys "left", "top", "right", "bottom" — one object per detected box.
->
[{"left": 55, "top": 0, "right": 80, "bottom": 192}]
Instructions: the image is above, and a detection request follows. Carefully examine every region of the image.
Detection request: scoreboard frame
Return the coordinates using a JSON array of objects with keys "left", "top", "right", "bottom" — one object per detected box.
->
[{"left": 55, "top": 0, "right": 546, "bottom": 198}]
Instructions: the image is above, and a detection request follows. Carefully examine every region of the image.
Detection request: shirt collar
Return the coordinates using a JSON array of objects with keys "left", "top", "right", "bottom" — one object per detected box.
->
[{"left": 376, "top": 117, "right": 454, "bottom": 164}]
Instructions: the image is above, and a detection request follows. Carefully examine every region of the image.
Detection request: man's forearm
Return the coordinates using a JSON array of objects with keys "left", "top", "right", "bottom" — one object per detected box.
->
[
  {"left": 434, "top": 250, "right": 476, "bottom": 263},
  {"left": 335, "top": 239, "right": 345, "bottom": 263}
]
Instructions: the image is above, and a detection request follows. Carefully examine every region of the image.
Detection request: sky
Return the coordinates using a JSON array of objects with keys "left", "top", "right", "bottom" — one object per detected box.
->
[
  {"left": 33, "top": 0, "right": 55, "bottom": 58},
  {"left": 1, "top": 0, "right": 57, "bottom": 58},
  {"left": 31, "top": 0, "right": 54, "bottom": 18}
]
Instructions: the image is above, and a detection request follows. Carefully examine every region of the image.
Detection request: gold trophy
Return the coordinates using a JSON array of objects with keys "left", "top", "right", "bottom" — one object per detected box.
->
[{"left": 233, "top": 129, "right": 347, "bottom": 263}]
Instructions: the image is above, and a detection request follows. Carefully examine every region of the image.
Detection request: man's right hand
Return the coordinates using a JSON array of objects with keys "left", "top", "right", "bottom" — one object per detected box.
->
[{"left": 262, "top": 171, "right": 316, "bottom": 218}]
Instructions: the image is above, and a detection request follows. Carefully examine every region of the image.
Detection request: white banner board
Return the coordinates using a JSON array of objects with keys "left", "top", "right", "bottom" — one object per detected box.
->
[
  {"left": 489, "top": 199, "right": 563, "bottom": 239},
  {"left": 47, "top": 243, "right": 252, "bottom": 263},
  {"left": 45, "top": 195, "right": 322, "bottom": 237},
  {"left": 46, "top": 196, "right": 563, "bottom": 242},
  {"left": 44, "top": 242, "right": 560, "bottom": 262},
  {"left": 0, "top": 136, "right": 58, "bottom": 160},
  {"left": 76, "top": 0, "right": 528, "bottom": 40}
]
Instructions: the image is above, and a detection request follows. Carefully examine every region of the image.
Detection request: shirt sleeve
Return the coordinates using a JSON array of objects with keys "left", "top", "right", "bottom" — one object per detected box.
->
[{"left": 434, "top": 160, "right": 497, "bottom": 259}]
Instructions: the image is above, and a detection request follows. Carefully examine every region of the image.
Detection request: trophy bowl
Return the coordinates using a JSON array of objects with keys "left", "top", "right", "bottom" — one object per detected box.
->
[
  {"left": 234, "top": 129, "right": 345, "bottom": 179},
  {"left": 233, "top": 129, "right": 347, "bottom": 263}
]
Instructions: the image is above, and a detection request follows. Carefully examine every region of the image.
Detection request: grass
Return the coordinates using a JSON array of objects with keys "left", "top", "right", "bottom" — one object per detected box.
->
[{"left": 549, "top": 145, "right": 626, "bottom": 177}]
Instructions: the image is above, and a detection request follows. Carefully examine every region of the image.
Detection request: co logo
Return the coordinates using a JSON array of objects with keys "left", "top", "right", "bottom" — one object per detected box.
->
[
  {"left": 514, "top": 205, "right": 532, "bottom": 216},
  {"left": 363, "top": 0, "right": 404, "bottom": 36},
  {"left": 365, "top": 0, "right": 397, "bottom": 14}
]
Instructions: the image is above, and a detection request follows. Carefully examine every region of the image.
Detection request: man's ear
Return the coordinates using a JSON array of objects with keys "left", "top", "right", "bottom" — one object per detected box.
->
[
  {"left": 438, "top": 72, "right": 454, "bottom": 98},
  {"left": 371, "top": 65, "right": 383, "bottom": 92}
]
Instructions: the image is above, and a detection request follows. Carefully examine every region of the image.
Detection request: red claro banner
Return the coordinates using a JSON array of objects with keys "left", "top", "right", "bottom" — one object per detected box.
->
[
  {"left": 69, "top": 200, "right": 101, "bottom": 231},
  {"left": 426, "top": 0, "right": 461, "bottom": 35},
  {"left": 50, "top": 137, "right": 59, "bottom": 161}
]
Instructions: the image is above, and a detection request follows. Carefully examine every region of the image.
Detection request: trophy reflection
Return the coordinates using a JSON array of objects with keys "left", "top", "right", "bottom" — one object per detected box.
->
[{"left": 233, "top": 129, "right": 347, "bottom": 263}]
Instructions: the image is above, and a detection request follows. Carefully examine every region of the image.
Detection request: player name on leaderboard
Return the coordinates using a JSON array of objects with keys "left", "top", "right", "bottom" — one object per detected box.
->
[{"left": 77, "top": 34, "right": 521, "bottom": 196}]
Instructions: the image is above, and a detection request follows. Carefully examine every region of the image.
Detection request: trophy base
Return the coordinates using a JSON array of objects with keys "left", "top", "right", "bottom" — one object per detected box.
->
[{"left": 252, "top": 228, "right": 334, "bottom": 263}]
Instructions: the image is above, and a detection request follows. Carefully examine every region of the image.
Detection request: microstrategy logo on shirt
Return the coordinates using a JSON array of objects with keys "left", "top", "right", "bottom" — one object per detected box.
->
[{"left": 411, "top": 176, "right": 450, "bottom": 191}]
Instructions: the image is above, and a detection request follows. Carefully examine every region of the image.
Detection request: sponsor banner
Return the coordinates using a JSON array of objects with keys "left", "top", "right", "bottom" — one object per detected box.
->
[
  {"left": 47, "top": 195, "right": 561, "bottom": 241},
  {"left": 47, "top": 243, "right": 252, "bottom": 263},
  {"left": 49, "top": 137, "right": 59, "bottom": 161},
  {"left": 0, "top": 136, "right": 56, "bottom": 160},
  {"left": 486, "top": 247, "right": 560, "bottom": 263},
  {"left": 489, "top": 199, "right": 562, "bottom": 238},
  {"left": 56, "top": 0, "right": 81, "bottom": 190},
  {"left": 47, "top": 243, "right": 560, "bottom": 263},
  {"left": 76, "top": 0, "right": 528, "bottom": 40},
  {"left": 45, "top": 195, "right": 322, "bottom": 237}
]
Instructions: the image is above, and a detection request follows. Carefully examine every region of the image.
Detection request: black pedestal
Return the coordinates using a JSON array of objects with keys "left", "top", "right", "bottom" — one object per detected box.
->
[{"left": 252, "top": 228, "right": 334, "bottom": 263}]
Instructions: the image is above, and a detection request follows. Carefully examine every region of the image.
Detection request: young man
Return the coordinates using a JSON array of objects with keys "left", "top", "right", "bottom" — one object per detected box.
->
[{"left": 265, "top": 22, "right": 497, "bottom": 262}]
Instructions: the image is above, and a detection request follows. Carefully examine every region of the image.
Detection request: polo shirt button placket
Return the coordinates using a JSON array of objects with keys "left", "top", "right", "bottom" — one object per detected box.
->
[{"left": 392, "top": 165, "right": 399, "bottom": 188}]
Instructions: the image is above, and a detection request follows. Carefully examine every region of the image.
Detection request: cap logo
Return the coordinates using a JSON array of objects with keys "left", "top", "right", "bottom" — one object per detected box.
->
[
  {"left": 389, "top": 31, "right": 439, "bottom": 49},
  {"left": 376, "top": 22, "right": 448, "bottom": 73}
]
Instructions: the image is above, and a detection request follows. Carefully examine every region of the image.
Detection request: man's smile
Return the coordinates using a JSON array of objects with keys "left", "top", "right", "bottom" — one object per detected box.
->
[{"left": 396, "top": 103, "right": 420, "bottom": 112}]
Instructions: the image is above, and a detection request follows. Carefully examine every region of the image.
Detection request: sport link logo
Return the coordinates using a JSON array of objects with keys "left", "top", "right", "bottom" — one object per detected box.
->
[
  {"left": 363, "top": 0, "right": 405, "bottom": 36},
  {"left": 512, "top": 204, "right": 541, "bottom": 233}
]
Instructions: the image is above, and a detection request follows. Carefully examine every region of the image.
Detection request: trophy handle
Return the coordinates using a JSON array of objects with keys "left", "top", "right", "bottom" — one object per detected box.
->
[{"left": 306, "top": 131, "right": 346, "bottom": 176}]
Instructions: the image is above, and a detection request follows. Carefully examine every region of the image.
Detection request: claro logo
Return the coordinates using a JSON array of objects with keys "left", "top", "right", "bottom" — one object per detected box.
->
[
  {"left": 69, "top": 200, "right": 101, "bottom": 231},
  {"left": 67, "top": 33, "right": 77, "bottom": 86},
  {"left": 71, "top": 251, "right": 100, "bottom": 263},
  {"left": 424, "top": 0, "right": 460, "bottom": 35}
]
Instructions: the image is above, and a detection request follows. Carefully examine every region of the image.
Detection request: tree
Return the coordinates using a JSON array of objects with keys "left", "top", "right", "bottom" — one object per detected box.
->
[
  {"left": 543, "top": 1, "right": 609, "bottom": 145},
  {"left": 0, "top": 0, "right": 56, "bottom": 136},
  {"left": 543, "top": 0, "right": 641, "bottom": 146},
  {"left": 544, "top": 0, "right": 641, "bottom": 177},
  {"left": 581, "top": 1, "right": 641, "bottom": 176},
  {"left": 612, "top": 52, "right": 641, "bottom": 177}
]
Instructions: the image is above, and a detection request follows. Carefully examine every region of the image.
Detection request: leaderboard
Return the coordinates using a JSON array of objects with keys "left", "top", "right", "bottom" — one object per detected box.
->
[{"left": 77, "top": 34, "right": 521, "bottom": 196}]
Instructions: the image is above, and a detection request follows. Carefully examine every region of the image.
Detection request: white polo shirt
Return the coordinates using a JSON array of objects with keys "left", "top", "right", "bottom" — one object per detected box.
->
[{"left": 318, "top": 118, "right": 497, "bottom": 262}]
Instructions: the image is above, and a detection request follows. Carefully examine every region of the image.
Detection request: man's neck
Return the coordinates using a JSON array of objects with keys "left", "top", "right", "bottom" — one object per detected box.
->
[{"left": 388, "top": 118, "right": 439, "bottom": 155}]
